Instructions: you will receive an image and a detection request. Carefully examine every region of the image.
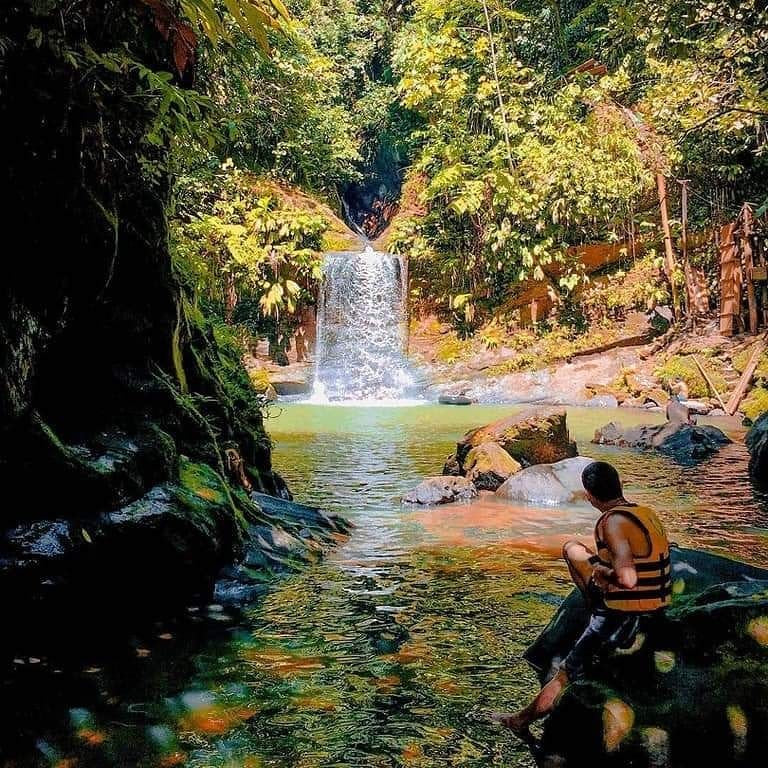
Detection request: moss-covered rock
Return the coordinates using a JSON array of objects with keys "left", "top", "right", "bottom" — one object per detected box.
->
[
  {"left": 655, "top": 354, "right": 727, "bottom": 400},
  {"left": 464, "top": 442, "right": 522, "bottom": 490},
  {"left": 448, "top": 408, "right": 578, "bottom": 472},
  {"left": 0, "top": 0, "right": 320, "bottom": 638}
]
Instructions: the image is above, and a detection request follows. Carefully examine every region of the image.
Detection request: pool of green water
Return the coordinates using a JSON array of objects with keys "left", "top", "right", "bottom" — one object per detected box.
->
[{"left": 3, "top": 405, "right": 767, "bottom": 767}]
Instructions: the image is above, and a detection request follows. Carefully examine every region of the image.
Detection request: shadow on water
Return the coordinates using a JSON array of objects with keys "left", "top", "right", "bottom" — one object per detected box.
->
[{"left": 1, "top": 404, "right": 767, "bottom": 767}]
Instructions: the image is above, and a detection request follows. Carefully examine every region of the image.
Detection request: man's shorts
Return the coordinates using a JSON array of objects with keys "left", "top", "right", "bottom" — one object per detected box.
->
[{"left": 561, "top": 610, "right": 642, "bottom": 680}]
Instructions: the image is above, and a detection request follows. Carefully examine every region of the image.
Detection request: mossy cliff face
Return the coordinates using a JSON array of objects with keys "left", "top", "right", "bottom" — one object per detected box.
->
[{"left": 0, "top": 2, "right": 315, "bottom": 630}]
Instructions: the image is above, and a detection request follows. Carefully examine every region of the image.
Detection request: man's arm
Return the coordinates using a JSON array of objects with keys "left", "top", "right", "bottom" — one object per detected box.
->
[{"left": 603, "top": 515, "right": 637, "bottom": 589}]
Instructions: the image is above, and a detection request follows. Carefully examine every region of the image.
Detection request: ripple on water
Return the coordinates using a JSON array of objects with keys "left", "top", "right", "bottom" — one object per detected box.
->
[{"left": 3, "top": 404, "right": 767, "bottom": 767}]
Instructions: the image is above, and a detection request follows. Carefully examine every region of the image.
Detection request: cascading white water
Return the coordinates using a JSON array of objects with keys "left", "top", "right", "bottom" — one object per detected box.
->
[{"left": 310, "top": 246, "right": 419, "bottom": 402}]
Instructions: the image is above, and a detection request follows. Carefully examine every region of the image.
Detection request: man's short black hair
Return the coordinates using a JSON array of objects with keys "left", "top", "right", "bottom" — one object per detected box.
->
[{"left": 581, "top": 461, "right": 623, "bottom": 502}]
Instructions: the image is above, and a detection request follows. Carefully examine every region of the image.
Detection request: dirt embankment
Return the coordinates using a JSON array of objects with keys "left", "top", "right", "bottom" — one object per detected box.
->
[{"left": 410, "top": 312, "right": 768, "bottom": 420}]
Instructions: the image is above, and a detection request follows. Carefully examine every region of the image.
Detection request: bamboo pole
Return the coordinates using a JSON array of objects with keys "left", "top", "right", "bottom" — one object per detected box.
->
[
  {"left": 691, "top": 354, "right": 726, "bottom": 411},
  {"left": 656, "top": 173, "right": 681, "bottom": 318}
]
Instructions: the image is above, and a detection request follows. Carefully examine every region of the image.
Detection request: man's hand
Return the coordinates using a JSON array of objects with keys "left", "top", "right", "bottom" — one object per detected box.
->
[
  {"left": 591, "top": 564, "right": 615, "bottom": 591},
  {"left": 604, "top": 515, "right": 638, "bottom": 589}
]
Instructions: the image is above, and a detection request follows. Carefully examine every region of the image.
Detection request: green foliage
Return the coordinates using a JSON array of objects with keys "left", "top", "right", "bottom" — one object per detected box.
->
[
  {"left": 390, "top": 0, "right": 653, "bottom": 325},
  {"left": 655, "top": 355, "right": 728, "bottom": 400},
  {"left": 434, "top": 335, "right": 472, "bottom": 364},
  {"left": 579, "top": 253, "right": 670, "bottom": 321},
  {"left": 742, "top": 387, "right": 768, "bottom": 422},
  {"left": 733, "top": 346, "right": 768, "bottom": 383},
  {"left": 173, "top": 162, "right": 326, "bottom": 325},
  {"left": 248, "top": 368, "right": 273, "bottom": 393}
]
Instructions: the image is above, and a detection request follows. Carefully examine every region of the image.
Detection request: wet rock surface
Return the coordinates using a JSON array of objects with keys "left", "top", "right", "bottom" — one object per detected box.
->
[
  {"left": 747, "top": 411, "right": 768, "bottom": 480},
  {"left": 495, "top": 456, "right": 595, "bottom": 505},
  {"left": 0, "top": 445, "right": 349, "bottom": 642},
  {"left": 593, "top": 420, "right": 731, "bottom": 465},
  {"left": 438, "top": 394, "right": 473, "bottom": 405},
  {"left": 215, "top": 493, "right": 351, "bottom": 606},
  {"left": 402, "top": 476, "right": 478, "bottom": 505},
  {"left": 446, "top": 408, "right": 578, "bottom": 473},
  {"left": 464, "top": 442, "right": 522, "bottom": 491},
  {"left": 526, "top": 547, "right": 768, "bottom": 767}
]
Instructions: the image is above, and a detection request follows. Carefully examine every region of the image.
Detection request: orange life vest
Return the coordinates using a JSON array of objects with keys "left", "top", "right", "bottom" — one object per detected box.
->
[{"left": 593, "top": 503, "right": 672, "bottom": 613}]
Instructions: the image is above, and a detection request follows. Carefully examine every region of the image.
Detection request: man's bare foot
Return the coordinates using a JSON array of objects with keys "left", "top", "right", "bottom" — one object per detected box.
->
[{"left": 488, "top": 711, "right": 532, "bottom": 739}]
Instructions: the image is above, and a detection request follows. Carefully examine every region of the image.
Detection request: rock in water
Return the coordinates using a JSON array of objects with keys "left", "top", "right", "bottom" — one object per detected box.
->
[
  {"left": 746, "top": 411, "right": 768, "bottom": 480},
  {"left": 402, "top": 476, "right": 478, "bottom": 505},
  {"left": 464, "top": 442, "right": 522, "bottom": 491},
  {"left": 445, "top": 407, "right": 578, "bottom": 474},
  {"left": 495, "top": 456, "right": 595, "bottom": 505},
  {"left": 525, "top": 547, "right": 768, "bottom": 767},
  {"left": 438, "top": 394, "right": 473, "bottom": 405},
  {"left": 593, "top": 420, "right": 731, "bottom": 465}
]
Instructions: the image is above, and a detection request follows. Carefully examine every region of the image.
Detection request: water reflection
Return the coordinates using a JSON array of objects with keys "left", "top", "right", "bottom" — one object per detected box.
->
[{"left": 1, "top": 404, "right": 766, "bottom": 767}]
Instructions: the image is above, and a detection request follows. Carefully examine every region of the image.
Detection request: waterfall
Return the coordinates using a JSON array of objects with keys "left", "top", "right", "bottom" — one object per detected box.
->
[{"left": 310, "top": 247, "right": 419, "bottom": 402}]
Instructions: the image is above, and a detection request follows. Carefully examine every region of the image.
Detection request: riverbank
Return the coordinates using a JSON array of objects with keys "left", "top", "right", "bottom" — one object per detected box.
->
[
  {"left": 2, "top": 403, "right": 766, "bottom": 767},
  {"left": 245, "top": 315, "right": 768, "bottom": 422}
]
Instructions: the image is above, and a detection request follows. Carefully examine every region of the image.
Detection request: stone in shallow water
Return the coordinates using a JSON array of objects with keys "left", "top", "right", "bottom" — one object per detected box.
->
[
  {"left": 495, "top": 456, "right": 595, "bottom": 505},
  {"left": 438, "top": 394, "right": 473, "bottom": 405},
  {"left": 464, "top": 442, "right": 521, "bottom": 491},
  {"left": 446, "top": 407, "right": 578, "bottom": 473},
  {"left": 593, "top": 420, "right": 731, "bottom": 465},
  {"left": 402, "top": 476, "right": 478, "bottom": 505},
  {"left": 585, "top": 395, "right": 619, "bottom": 408}
]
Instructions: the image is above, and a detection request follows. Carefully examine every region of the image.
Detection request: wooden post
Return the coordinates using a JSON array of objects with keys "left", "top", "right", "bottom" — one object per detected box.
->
[
  {"left": 679, "top": 180, "right": 696, "bottom": 325},
  {"left": 741, "top": 203, "right": 759, "bottom": 333},
  {"left": 656, "top": 173, "right": 681, "bottom": 317},
  {"left": 692, "top": 354, "right": 726, "bottom": 411},
  {"left": 719, "top": 222, "right": 741, "bottom": 336}
]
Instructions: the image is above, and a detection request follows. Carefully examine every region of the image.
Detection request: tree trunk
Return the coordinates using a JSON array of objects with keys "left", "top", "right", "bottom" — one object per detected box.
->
[
  {"left": 656, "top": 173, "right": 681, "bottom": 318},
  {"left": 480, "top": 0, "right": 514, "bottom": 171},
  {"left": 741, "top": 203, "right": 759, "bottom": 333},
  {"left": 719, "top": 222, "right": 742, "bottom": 336}
]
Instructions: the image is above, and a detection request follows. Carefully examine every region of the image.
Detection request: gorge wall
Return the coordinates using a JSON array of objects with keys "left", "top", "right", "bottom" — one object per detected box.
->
[{"left": 0, "top": 1, "right": 289, "bottom": 639}]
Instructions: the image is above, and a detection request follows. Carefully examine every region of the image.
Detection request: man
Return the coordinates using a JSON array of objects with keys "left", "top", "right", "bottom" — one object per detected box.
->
[{"left": 494, "top": 460, "right": 671, "bottom": 738}]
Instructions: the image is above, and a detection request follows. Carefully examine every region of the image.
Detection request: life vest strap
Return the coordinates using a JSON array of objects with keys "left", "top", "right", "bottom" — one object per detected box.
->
[
  {"left": 605, "top": 586, "right": 672, "bottom": 601},
  {"left": 635, "top": 574, "right": 673, "bottom": 587},
  {"left": 589, "top": 556, "right": 670, "bottom": 572}
]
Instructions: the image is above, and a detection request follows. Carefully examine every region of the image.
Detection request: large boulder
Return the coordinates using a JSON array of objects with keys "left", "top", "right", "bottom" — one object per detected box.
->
[
  {"left": 593, "top": 420, "right": 731, "bottom": 465},
  {"left": 525, "top": 547, "right": 768, "bottom": 767},
  {"left": 464, "top": 442, "right": 522, "bottom": 491},
  {"left": 747, "top": 411, "right": 768, "bottom": 480},
  {"left": 495, "top": 456, "right": 594, "bottom": 505},
  {"left": 402, "top": 476, "right": 478, "bottom": 505},
  {"left": 445, "top": 407, "right": 578, "bottom": 474},
  {"left": 0, "top": 458, "right": 349, "bottom": 642}
]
